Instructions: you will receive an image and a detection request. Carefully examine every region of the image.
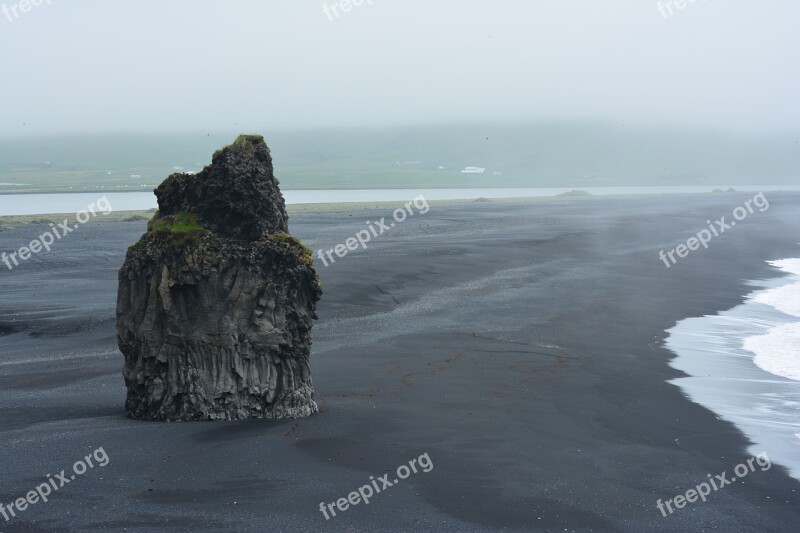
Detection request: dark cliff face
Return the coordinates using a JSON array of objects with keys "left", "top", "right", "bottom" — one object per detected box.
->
[{"left": 117, "top": 135, "right": 321, "bottom": 421}]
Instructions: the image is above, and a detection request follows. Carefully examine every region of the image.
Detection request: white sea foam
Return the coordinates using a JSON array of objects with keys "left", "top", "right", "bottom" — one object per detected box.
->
[
  {"left": 745, "top": 258, "right": 800, "bottom": 382},
  {"left": 751, "top": 258, "right": 800, "bottom": 317},
  {"left": 666, "top": 256, "right": 800, "bottom": 481},
  {"left": 745, "top": 323, "right": 800, "bottom": 382}
]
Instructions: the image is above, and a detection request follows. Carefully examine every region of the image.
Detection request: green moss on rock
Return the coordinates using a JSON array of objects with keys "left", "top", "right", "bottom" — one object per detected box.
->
[
  {"left": 272, "top": 232, "right": 314, "bottom": 264},
  {"left": 233, "top": 134, "right": 265, "bottom": 147},
  {"left": 143, "top": 211, "right": 208, "bottom": 248},
  {"left": 214, "top": 134, "right": 266, "bottom": 158}
]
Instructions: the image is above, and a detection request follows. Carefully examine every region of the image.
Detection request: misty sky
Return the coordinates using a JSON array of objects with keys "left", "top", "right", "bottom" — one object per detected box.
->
[{"left": 1, "top": 0, "right": 798, "bottom": 137}]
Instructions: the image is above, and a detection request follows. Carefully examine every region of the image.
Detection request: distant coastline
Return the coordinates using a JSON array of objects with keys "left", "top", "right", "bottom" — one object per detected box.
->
[{"left": 4, "top": 186, "right": 800, "bottom": 218}]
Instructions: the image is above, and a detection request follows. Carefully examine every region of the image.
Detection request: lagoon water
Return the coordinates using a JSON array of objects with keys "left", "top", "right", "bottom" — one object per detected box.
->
[
  {"left": 666, "top": 258, "right": 800, "bottom": 481},
  {"left": 3, "top": 185, "right": 800, "bottom": 216}
]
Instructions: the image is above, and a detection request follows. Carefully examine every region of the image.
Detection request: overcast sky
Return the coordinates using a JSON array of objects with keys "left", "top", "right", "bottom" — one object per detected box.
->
[{"left": 1, "top": 0, "right": 798, "bottom": 137}]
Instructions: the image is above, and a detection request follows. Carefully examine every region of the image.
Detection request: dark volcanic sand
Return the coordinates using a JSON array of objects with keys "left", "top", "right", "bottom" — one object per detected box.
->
[{"left": 1, "top": 193, "right": 799, "bottom": 532}]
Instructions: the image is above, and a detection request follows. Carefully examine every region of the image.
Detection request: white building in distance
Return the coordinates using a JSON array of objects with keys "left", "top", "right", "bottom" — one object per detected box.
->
[{"left": 461, "top": 166, "right": 486, "bottom": 174}]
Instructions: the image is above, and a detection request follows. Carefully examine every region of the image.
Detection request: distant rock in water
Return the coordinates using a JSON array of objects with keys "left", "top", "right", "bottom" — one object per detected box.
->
[
  {"left": 117, "top": 135, "right": 322, "bottom": 421},
  {"left": 556, "top": 189, "right": 592, "bottom": 197},
  {"left": 122, "top": 215, "right": 149, "bottom": 222}
]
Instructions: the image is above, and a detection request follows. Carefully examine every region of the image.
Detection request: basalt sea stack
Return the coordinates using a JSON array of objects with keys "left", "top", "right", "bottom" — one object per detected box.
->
[{"left": 117, "top": 135, "right": 322, "bottom": 421}]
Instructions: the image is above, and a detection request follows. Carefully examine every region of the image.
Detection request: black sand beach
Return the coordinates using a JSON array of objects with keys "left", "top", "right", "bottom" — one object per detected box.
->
[{"left": 1, "top": 193, "right": 799, "bottom": 532}]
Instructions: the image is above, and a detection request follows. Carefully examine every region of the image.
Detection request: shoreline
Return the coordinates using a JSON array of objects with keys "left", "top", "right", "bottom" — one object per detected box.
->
[
  {"left": 666, "top": 257, "right": 800, "bottom": 481},
  {"left": 0, "top": 189, "right": 793, "bottom": 228}
]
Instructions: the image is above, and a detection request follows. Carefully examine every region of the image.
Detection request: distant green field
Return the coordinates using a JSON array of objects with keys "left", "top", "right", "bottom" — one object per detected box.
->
[{"left": 1, "top": 123, "right": 797, "bottom": 193}]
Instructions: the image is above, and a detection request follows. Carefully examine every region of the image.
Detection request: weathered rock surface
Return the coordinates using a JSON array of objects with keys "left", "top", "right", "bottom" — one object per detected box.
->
[{"left": 117, "top": 135, "right": 322, "bottom": 421}]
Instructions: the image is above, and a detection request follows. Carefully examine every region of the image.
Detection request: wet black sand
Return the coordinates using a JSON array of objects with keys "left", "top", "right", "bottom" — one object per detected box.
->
[{"left": 1, "top": 193, "right": 799, "bottom": 532}]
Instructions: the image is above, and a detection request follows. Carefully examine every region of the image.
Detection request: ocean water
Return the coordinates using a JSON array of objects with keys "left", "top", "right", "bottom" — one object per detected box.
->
[{"left": 666, "top": 258, "right": 800, "bottom": 480}]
